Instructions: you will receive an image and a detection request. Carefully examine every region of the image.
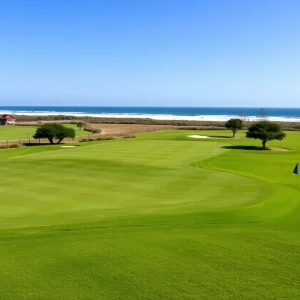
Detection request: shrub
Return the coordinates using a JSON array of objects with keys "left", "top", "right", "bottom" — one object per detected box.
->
[
  {"left": 122, "top": 135, "right": 136, "bottom": 139},
  {"left": 9, "top": 144, "right": 19, "bottom": 148},
  {"left": 96, "top": 137, "right": 114, "bottom": 141}
]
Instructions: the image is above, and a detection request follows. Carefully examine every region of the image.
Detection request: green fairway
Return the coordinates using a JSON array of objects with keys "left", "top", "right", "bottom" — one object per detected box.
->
[
  {"left": 0, "top": 130, "right": 299, "bottom": 299},
  {"left": 0, "top": 124, "right": 90, "bottom": 140}
]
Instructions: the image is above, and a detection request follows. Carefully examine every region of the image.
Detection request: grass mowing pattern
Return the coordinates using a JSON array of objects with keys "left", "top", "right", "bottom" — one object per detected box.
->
[
  {"left": 0, "top": 140, "right": 269, "bottom": 228},
  {"left": 0, "top": 130, "right": 299, "bottom": 299}
]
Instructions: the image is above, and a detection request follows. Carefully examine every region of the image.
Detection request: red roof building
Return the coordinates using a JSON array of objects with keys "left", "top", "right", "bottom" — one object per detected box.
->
[{"left": 1, "top": 114, "right": 17, "bottom": 125}]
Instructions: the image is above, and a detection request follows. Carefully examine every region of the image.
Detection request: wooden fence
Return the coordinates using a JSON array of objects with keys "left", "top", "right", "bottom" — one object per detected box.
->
[{"left": 0, "top": 133, "right": 103, "bottom": 147}]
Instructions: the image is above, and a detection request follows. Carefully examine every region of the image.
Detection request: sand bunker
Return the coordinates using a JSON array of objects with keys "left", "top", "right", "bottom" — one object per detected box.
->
[
  {"left": 60, "top": 146, "right": 77, "bottom": 148},
  {"left": 268, "top": 147, "right": 290, "bottom": 152},
  {"left": 187, "top": 135, "right": 220, "bottom": 139}
]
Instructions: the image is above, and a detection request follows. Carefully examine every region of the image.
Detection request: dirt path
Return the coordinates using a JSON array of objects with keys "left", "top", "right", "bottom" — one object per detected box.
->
[{"left": 90, "top": 124, "right": 176, "bottom": 137}]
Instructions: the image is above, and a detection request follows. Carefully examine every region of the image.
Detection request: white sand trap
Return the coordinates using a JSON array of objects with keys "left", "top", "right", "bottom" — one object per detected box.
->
[
  {"left": 188, "top": 135, "right": 210, "bottom": 139},
  {"left": 60, "top": 145, "right": 76, "bottom": 148},
  {"left": 187, "top": 135, "right": 220, "bottom": 139},
  {"left": 268, "top": 147, "right": 290, "bottom": 152}
]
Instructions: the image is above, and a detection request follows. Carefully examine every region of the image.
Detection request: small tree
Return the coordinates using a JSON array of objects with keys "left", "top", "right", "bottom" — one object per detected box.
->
[
  {"left": 33, "top": 123, "right": 75, "bottom": 144},
  {"left": 76, "top": 122, "right": 84, "bottom": 130},
  {"left": 239, "top": 112, "right": 248, "bottom": 122},
  {"left": 225, "top": 118, "right": 243, "bottom": 137},
  {"left": 246, "top": 121, "right": 286, "bottom": 149},
  {"left": 258, "top": 108, "right": 267, "bottom": 120}
]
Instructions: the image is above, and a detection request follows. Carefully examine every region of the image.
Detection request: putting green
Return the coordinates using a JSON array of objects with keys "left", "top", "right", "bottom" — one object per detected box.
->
[{"left": 0, "top": 130, "right": 299, "bottom": 299}]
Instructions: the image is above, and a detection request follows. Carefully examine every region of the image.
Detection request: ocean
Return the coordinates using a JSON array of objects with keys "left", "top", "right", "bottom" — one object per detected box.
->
[{"left": 1, "top": 106, "right": 300, "bottom": 122}]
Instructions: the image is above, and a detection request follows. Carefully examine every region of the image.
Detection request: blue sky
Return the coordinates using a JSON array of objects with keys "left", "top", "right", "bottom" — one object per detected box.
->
[{"left": 0, "top": 0, "right": 299, "bottom": 107}]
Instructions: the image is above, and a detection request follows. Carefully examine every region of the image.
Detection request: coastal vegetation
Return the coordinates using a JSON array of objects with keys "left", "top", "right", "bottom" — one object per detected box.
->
[
  {"left": 12, "top": 114, "right": 300, "bottom": 131},
  {"left": 0, "top": 129, "right": 299, "bottom": 299}
]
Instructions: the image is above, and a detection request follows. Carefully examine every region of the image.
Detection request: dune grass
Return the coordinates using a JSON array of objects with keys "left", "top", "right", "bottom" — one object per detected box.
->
[
  {"left": 0, "top": 130, "right": 299, "bottom": 299},
  {"left": 0, "top": 124, "right": 90, "bottom": 140}
]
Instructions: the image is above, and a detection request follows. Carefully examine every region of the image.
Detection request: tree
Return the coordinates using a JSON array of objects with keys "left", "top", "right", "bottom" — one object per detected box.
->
[
  {"left": 33, "top": 123, "right": 75, "bottom": 144},
  {"left": 239, "top": 112, "right": 248, "bottom": 122},
  {"left": 33, "top": 124, "right": 56, "bottom": 144},
  {"left": 258, "top": 108, "right": 267, "bottom": 120},
  {"left": 76, "top": 122, "right": 84, "bottom": 130},
  {"left": 246, "top": 121, "right": 286, "bottom": 149},
  {"left": 225, "top": 118, "right": 243, "bottom": 137}
]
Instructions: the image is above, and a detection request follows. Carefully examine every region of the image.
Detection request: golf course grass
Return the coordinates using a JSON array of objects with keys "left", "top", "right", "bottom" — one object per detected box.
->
[
  {"left": 0, "top": 124, "right": 90, "bottom": 140},
  {"left": 0, "top": 130, "right": 299, "bottom": 299}
]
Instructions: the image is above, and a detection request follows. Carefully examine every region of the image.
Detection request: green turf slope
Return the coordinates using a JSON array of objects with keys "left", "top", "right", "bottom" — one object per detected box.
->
[{"left": 0, "top": 130, "right": 299, "bottom": 299}]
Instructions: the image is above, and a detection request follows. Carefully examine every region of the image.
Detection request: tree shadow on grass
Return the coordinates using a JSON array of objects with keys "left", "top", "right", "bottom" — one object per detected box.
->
[
  {"left": 208, "top": 135, "right": 232, "bottom": 139},
  {"left": 23, "top": 143, "right": 55, "bottom": 146},
  {"left": 23, "top": 143, "right": 80, "bottom": 147},
  {"left": 222, "top": 145, "right": 266, "bottom": 151},
  {"left": 23, "top": 143, "right": 40, "bottom": 146}
]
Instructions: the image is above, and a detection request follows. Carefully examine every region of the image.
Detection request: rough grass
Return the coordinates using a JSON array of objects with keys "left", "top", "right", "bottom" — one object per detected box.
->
[
  {"left": 0, "top": 124, "right": 90, "bottom": 140},
  {"left": 13, "top": 114, "right": 300, "bottom": 130},
  {"left": 0, "top": 130, "right": 299, "bottom": 299}
]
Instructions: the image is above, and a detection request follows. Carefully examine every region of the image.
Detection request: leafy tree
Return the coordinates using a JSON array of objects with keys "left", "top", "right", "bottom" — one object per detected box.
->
[
  {"left": 33, "top": 124, "right": 56, "bottom": 144},
  {"left": 246, "top": 121, "right": 286, "bottom": 148},
  {"left": 225, "top": 118, "right": 243, "bottom": 137},
  {"left": 76, "top": 122, "right": 84, "bottom": 130},
  {"left": 33, "top": 123, "right": 75, "bottom": 144}
]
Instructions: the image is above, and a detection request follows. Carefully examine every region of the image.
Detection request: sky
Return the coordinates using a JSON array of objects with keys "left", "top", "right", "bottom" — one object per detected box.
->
[{"left": 0, "top": 0, "right": 300, "bottom": 107}]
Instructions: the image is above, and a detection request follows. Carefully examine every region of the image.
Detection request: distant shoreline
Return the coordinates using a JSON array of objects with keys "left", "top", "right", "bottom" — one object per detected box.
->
[
  {"left": 1, "top": 106, "right": 300, "bottom": 123},
  {"left": 5, "top": 112, "right": 300, "bottom": 123}
]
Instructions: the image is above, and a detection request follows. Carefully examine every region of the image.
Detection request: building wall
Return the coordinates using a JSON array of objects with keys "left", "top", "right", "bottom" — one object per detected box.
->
[{"left": 0, "top": 119, "right": 16, "bottom": 125}]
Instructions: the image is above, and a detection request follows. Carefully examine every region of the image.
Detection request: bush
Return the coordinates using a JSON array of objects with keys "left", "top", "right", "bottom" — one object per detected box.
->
[
  {"left": 96, "top": 137, "right": 114, "bottom": 141},
  {"left": 0, "top": 144, "right": 18, "bottom": 149},
  {"left": 83, "top": 123, "right": 102, "bottom": 134},
  {"left": 122, "top": 135, "right": 136, "bottom": 139},
  {"left": 9, "top": 144, "right": 19, "bottom": 148}
]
